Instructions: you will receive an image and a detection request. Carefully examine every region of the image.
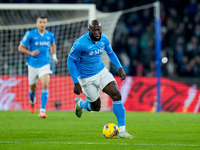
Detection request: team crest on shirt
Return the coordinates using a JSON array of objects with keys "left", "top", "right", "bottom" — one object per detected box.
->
[
  {"left": 101, "top": 42, "right": 105, "bottom": 46},
  {"left": 35, "top": 42, "right": 39, "bottom": 45},
  {"left": 47, "top": 37, "right": 50, "bottom": 40},
  {"left": 88, "top": 46, "right": 92, "bottom": 49},
  {"left": 89, "top": 51, "right": 94, "bottom": 56}
]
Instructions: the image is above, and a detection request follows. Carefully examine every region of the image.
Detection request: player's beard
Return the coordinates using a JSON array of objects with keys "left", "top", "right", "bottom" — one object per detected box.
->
[
  {"left": 38, "top": 26, "right": 46, "bottom": 33},
  {"left": 90, "top": 33, "right": 101, "bottom": 41}
]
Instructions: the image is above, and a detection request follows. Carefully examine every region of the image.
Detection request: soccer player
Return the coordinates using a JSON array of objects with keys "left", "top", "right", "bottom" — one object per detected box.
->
[
  {"left": 67, "top": 20, "right": 134, "bottom": 138},
  {"left": 18, "top": 16, "right": 58, "bottom": 118}
]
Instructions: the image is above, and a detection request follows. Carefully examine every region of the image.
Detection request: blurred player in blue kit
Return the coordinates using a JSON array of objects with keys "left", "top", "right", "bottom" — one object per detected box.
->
[
  {"left": 18, "top": 16, "right": 58, "bottom": 118},
  {"left": 67, "top": 20, "right": 134, "bottom": 138}
]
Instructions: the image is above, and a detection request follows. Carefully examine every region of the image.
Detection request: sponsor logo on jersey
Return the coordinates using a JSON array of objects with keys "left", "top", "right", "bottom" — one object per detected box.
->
[
  {"left": 89, "top": 49, "right": 103, "bottom": 56},
  {"left": 94, "top": 49, "right": 103, "bottom": 55},
  {"left": 101, "top": 42, "right": 105, "bottom": 46},
  {"left": 89, "top": 51, "right": 94, "bottom": 56},
  {"left": 35, "top": 41, "right": 50, "bottom": 46}
]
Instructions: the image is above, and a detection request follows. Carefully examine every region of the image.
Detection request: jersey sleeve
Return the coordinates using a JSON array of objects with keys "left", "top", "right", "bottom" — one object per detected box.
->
[
  {"left": 104, "top": 34, "right": 113, "bottom": 54},
  {"left": 20, "top": 31, "right": 31, "bottom": 47},
  {"left": 51, "top": 32, "right": 55, "bottom": 44},
  {"left": 68, "top": 40, "right": 82, "bottom": 60}
]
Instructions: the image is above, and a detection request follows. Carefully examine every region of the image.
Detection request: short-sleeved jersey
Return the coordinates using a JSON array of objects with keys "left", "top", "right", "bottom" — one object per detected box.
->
[
  {"left": 20, "top": 28, "right": 55, "bottom": 68},
  {"left": 69, "top": 32, "right": 113, "bottom": 78}
]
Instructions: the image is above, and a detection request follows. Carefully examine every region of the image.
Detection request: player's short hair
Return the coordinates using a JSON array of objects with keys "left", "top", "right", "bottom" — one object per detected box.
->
[
  {"left": 37, "top": 16, "right": 47, "bottom": 20},
  {"left": 89, "top": 20, "right": 101, "bottom": 29}
]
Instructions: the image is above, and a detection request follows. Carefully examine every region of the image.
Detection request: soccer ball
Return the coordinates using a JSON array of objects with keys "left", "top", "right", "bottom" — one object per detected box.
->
[{"left": 102, "top": 123, "right": 119, "bottom": 139}]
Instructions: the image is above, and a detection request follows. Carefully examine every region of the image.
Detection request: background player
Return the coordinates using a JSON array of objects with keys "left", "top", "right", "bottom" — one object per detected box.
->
[
  {"left": 67, "top": 20, "right": 134, "bottom": 138},
  {"left": 18, "top": 16, "right": 58, "bottom": 118}
]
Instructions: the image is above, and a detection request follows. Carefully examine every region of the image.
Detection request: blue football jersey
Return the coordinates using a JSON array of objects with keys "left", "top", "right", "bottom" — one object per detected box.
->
[
  {"left": 69, "top": 32, "right": 113, "bottom": 78},
  {"left": 20, "top": 28, "right": 55, "bottom": 68}
]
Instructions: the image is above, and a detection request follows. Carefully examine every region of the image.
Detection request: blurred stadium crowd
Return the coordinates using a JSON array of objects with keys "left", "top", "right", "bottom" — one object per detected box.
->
[
  {"left": 1, "top": 0, "right": 200, "bottom": 78},
  {"left": 110, "top": 0, "right": 200, "bottom": 78}
]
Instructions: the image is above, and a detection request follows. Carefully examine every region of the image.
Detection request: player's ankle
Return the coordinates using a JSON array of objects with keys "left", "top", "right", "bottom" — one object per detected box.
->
[
  {"left": 40, "top": 109, "right": 46, "bottom": 112},
  {"left": 119, "top": 126, "right": 125, "bottom": 132}
]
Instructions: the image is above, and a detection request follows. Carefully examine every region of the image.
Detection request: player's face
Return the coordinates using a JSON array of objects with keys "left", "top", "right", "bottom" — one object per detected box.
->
[
  {"left": 89, "top": 26, "right": 102, "bottom": 41},
  {"left": 36, "top": 18, "right": 47, "bottom": 32}
]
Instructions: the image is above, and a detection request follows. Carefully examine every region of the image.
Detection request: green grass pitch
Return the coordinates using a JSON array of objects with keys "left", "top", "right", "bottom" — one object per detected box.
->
[{"left": 0, "top": 111, "right": 200, "bottom": 150}]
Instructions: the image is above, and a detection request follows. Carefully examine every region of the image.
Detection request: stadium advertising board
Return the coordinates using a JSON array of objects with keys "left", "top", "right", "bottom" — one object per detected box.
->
[{"left": 0, "top": 76, "right": 199, "bottom": 113}]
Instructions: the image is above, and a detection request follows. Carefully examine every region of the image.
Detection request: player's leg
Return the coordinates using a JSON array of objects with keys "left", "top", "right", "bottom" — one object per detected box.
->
[
  {"left": 100, "top": 68, "right": 134, "bottom": 138},
  {"left": 28, "top": 65, "right": 38, "bottom": 113},
  {"left": 103, "top": 81, "right": 134, "bottom": 138},
  {"left": 38, "top": 64, "right": 52, "bottom": 118},
  {"left": 77, "top": 97, "right": 91, "bottom": 111},
  {"left": 75, "top": 76, "right": 101, "bottom": 118},
  {"left": 77, "top": 97, "right": 101, "bottom": 112},
  {"left": 29, "top": 84, "right": 36, "bottom": 113},
  {"left": 79, "top": 83, "right": 101, "bottom": 112},
  {"left": 74, "top": 84, "right": 100, "bottom": 117},
  {"left": 38, "top": 74, "right": 50, "bottom": 118},
  {"left": 75, "top": 96, "right": 100, "bottom": 118},
  {"left": 102, "top": 81, "right": 125, "bottom": 130},
  {"left": 29, "top": 84, "right": 36, "bottom": 103}
]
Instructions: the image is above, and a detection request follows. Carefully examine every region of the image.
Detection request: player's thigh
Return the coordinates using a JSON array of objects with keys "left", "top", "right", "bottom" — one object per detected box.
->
[
  {"left": 38, "top": 64, "right": 52, "bottom": 89},
  {"left": 103, "top": 81, "right": 121, "bottom": 101},
  {"left": 103, "top": 80, "right": 120, "bottom": 93},
  {"left": 40, "top": 74, "right": 50, "bottom": 88},
  {"left": 38, "top": 64, "right": 52, "bottom": 79},
  {"left": 79, "top": 79, "right": 100, "bottom": 102},
  {"left": 84, "top": 84, "right": 100, "bottom": 102},
  {"left": 99, "top": 68, "right": 117, "bottom": 91},
  {"left": 28, "top": 65, "right": 39, "bottom": 85}
]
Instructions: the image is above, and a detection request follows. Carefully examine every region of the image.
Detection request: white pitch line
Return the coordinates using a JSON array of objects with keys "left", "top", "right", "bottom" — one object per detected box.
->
[{"left": 0, "top": 141, "right": 199, "bottom": 147}]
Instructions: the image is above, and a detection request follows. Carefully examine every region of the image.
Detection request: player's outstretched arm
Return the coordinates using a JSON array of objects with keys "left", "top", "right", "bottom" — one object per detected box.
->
[{"left": 18, "top": 44, "right": 39, "bottom": 56}]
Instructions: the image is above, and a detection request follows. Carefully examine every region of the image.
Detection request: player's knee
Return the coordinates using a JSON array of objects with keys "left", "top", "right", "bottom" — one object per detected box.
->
[
  {"left": 112, "top": 91, "right": 121, "bottom": 101},
  {"left": 42, "top": 83, "right": 48, "bottom": 89},
  {"left": 91, "top": 105, "right": 101, "bottom": 111},
  {"left": 30, "top": 84, "right": 36, "bottom": 92}
]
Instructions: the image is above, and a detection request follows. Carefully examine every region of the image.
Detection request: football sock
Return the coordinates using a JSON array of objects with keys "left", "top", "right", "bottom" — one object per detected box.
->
[
  {"left": 79, "top": 100, "right": 91, "bottom": 111},
  {"left": 113, "top": 100, "right": 126, "bottom": 131},
  {"left": 29, "top": 89, "right": 36, "bottom": 104},
  {"left": 41, "top": 89, "right": 48, "bottom": 110}
]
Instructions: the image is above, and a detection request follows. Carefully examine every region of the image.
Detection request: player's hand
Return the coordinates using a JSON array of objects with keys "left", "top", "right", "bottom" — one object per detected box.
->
[
  {"left": 30, "top": 49, "right": 40, "bottom": 56},
  {"left": 52, "top": 54, "right": 58, "bottom": 64},
  {"left": 118, "top": 68, "right": 126, "bottom": 81},
  {"left": 54, "top": 59, "right": 58, "bottom": 64},
  {"left": 74, "top": 83, "right": 82, "bottom": 95}
]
